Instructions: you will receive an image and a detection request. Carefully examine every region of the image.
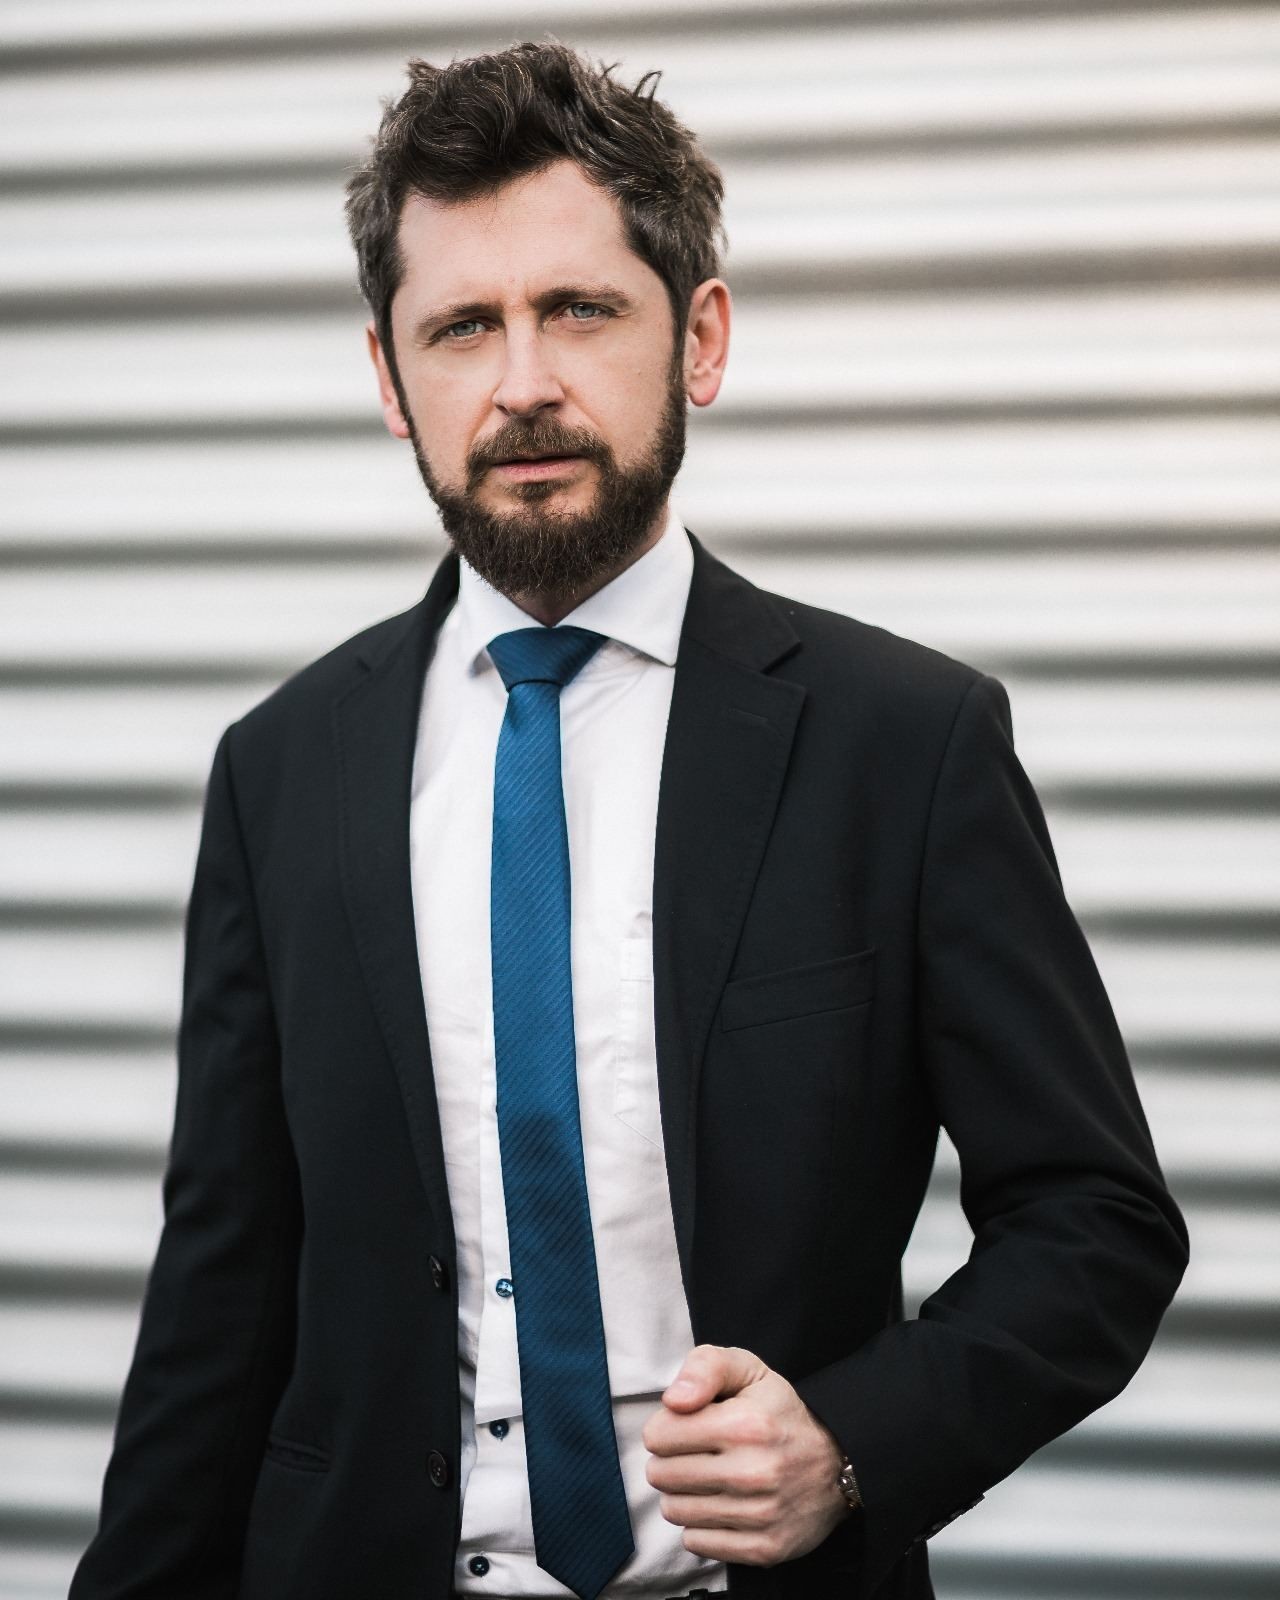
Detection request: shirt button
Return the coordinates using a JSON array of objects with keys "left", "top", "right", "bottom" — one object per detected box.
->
[
  {"left": 488, "top": 1418, "right": 510, "bottom": 1439},
  {"left": 494, "top": 1277, "right": 514, "bottom": 1299},
  {"left": 428, "top": 1255, "right": 449, "bottom": 1292},
  {"left": 426, "top": 1449, "right": 450, "bottom": 1488},
  {"left": 468, "top": 1555, "right": 491, "bottom": 1577}
]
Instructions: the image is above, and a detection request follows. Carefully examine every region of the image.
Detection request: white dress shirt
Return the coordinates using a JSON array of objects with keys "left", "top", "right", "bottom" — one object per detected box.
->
[{"left": 410, "top": 510, "right": 725, "bottom": 1598}]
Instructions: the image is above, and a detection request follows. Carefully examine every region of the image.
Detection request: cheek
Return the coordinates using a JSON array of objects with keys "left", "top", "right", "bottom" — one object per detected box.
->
[
  {"left": 575, "top": 353, "right": 670, "bottom": 451},
  {"left": 410, "top": 341, "right": 497, "bottom": 410},
  {"left": 409, "top": 383, "right": 477, "bottom": 463}
]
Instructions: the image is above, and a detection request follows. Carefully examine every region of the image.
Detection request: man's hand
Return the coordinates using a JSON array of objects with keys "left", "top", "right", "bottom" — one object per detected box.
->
[{"left": 642, "top": 1344, "right": 851, "bottom": 1567}]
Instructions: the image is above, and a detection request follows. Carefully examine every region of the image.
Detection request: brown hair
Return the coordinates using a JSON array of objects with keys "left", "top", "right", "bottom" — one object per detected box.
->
[{"left": 344, "top": 41, "right": 725, "bottom": 371}]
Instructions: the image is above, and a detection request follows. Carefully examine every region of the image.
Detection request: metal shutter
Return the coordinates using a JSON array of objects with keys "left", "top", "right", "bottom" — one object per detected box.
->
[{"left": 0, "top": 3, "right": 1276, "bottom": 1595}]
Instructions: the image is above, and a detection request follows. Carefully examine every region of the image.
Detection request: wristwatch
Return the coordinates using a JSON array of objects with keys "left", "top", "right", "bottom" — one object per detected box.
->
[{"left": 836, "top": 1454, "right": 862, "bottom": 1512}]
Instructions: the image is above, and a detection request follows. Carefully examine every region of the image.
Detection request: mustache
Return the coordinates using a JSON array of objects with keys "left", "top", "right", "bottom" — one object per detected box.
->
[{"left": 466, "top": 421, "right": 611, "bottom": 490}]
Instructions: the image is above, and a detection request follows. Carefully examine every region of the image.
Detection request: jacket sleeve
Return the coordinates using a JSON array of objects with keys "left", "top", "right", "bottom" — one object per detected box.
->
[
  {"left": 71, "top": 723, "right": 302, "bottom": 1599},
  {"left": 794, "top": 673, "right": 1189, "bottom": 1597}
]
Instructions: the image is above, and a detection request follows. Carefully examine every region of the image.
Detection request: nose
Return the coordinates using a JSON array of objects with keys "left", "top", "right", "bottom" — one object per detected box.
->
[{"left": 491, "top": 326, "right": 565, "bottom": 419}]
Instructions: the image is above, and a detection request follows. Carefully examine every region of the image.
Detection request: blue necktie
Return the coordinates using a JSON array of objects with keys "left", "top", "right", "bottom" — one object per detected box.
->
[{"left": 487, "top": 625, "right": 634, "bottom": 1600}]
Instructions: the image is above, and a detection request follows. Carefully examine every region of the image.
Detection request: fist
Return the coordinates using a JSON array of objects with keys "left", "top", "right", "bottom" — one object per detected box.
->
[{"left": 642, "top": 1344, "right": 851, "bottom": 1567}]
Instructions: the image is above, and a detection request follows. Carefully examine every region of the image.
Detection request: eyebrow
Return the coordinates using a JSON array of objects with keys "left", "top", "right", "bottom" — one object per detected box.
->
[{"left": 411, "top": 282, "right": 636, "bottom": 343}]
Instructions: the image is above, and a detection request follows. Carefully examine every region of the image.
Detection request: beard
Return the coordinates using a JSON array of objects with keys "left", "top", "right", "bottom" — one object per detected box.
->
[{"left": 400, "top": 359, "right": 687, "bottom": 601}]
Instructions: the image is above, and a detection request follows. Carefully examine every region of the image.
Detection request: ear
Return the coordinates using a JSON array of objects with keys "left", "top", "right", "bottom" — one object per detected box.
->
[
  {"left": 366, "top": 322, "right": 412, "bottom": 440},
  {"left": 682, "top": 279, "right": 731, "bottom": 408}
]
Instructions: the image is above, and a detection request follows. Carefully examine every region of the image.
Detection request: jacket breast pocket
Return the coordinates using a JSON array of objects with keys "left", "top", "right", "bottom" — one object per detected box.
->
[
  {"left": 719, "top": 948, "right": 875, "bottom": 1032},
  {"left": 262, "top": 1433, "right": 331, "bottom": 1474}
]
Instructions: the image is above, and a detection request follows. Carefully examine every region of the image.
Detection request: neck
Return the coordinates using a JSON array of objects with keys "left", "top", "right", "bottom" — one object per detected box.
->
[{"left": 507, "top": 507, "right": 669, "bottom": 627}]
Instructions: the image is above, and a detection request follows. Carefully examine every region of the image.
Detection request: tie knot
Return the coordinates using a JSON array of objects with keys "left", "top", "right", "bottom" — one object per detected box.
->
[{"left": 487, "top": 625, "right": 606, "bottom": 692}]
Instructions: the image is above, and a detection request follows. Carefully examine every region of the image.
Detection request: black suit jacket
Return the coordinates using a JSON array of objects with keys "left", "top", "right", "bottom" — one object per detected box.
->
[{"left": 72, "top": 534, "right": 1188, "bottom": 1600}]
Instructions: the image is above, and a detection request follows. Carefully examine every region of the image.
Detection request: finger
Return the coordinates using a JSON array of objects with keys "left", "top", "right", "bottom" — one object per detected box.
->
[
  {"left": 646, "top": 1449, "right": 732, "bottom": 1494},
  {"left": 645, "top": 1385, "right": 781, "bottom": 1458},
  {"left": 642, "top": 1403, "right": 731, "bottom": 1458},
  {"left": 663, "top": 1344, "right": 766, "bottom": 1411},
  {"left": 662, "top": 1345, "right": 730, "bottom": 1411},
  {"left": 659, "top": 1492, "right": 775, "bottom": 1534},
  {"left": 649, "top": 1442, "right": 783, "bottom": 1498},
  {"left": 680, "top": 1525, "right": 791, "bottom": 1568}
]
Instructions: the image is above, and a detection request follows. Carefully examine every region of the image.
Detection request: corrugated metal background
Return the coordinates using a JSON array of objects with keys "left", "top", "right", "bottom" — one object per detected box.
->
[{"left": 1, "top": 3, "right": 1277, "bottom": 1596}]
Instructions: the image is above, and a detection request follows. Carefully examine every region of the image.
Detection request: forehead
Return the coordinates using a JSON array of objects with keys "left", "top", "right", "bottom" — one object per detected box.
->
[{"left": 394, "top": 159, "right": 660, "bottom": 309}]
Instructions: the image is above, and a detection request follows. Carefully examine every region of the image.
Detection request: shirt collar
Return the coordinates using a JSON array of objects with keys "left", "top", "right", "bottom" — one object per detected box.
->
[{"left": 453, "top": 504, "right": 693, "bottom": 674}]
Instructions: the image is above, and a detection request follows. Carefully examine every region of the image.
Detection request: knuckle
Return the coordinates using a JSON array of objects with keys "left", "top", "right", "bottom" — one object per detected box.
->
[
  {"left": 736, "top": 1458, "right": 779, "bottom": 1495},
  {"left": 756, "top": 1531, "right": 786, "bottom": 1566},
  {"left": 688, "top": 1343, "right": 720, "bottom": 1374},
  {"left": 743, "top": 1495, "right": 775, "bottom": 1528},
  {"left": 762, "top": 1493, "right": 783, "bottom": 1525},
  {"left": 721, "top": 1410, "right": 748, "bottom": 1443},
  {"left": 727, "top": 1410, "right": 771, "bottom": 1447},
  {"left": 744, "top": 1535, "right": 771, "bottom": 1565}
]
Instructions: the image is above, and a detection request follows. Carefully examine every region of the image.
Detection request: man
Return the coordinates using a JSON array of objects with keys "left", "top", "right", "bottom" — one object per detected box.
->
[{"left": 72, "top": 41, "right": 1188, "bottom": 1600}]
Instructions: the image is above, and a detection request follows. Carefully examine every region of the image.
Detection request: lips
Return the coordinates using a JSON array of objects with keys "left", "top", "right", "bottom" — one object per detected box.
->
[
  {"left": 496, "top": 453, "right": 576, "bottom": 465},
  {"left": 488, "top": 453, "right": 586, "bottom": 482}
]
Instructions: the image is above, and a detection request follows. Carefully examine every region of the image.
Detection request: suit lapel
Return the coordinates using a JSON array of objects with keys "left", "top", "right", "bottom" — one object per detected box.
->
[
  {"left": 654, "top": 534, "right": 805, "bottom": 1292},
  {"left": 333, "top": 549, "right": 461, "bottom": 1247},
  {"left": 330, "top": 532, "right": 804, "bottom": 1284}
]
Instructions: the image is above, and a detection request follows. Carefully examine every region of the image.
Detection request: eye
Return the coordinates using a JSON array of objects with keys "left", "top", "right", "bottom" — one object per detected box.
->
[
  {"left": 564, "top": 302, "right": 608, "bottom": 322},
  {"left": 443, "top": 318, "right": 486, "bottom": 340}
]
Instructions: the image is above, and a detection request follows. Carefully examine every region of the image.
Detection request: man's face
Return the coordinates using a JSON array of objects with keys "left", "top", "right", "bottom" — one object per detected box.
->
[{"left": 374, "top": 160, "right": 688, "bottom": 601}]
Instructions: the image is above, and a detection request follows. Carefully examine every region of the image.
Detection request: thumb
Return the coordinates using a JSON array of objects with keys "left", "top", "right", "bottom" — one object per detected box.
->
[{"left": 663, "top": 1344, "right": 767, "bottom": 1412}]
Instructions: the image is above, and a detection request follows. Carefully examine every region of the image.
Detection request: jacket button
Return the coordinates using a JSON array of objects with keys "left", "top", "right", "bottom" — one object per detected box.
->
[
  {"left": 468, "top": 1555, "right": 490, "bottom": 1577},
  {"left": 428, "top": 1255, "right": 449, "bottom": 1292},
  {"left": 426, "top": 1450, "right": 450, "bottom": 1488}
]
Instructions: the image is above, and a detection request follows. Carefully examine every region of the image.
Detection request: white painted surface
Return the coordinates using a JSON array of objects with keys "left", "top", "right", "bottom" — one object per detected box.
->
[{"left": 1, "top": 4, "right": 1275, "bottom": 1596}]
